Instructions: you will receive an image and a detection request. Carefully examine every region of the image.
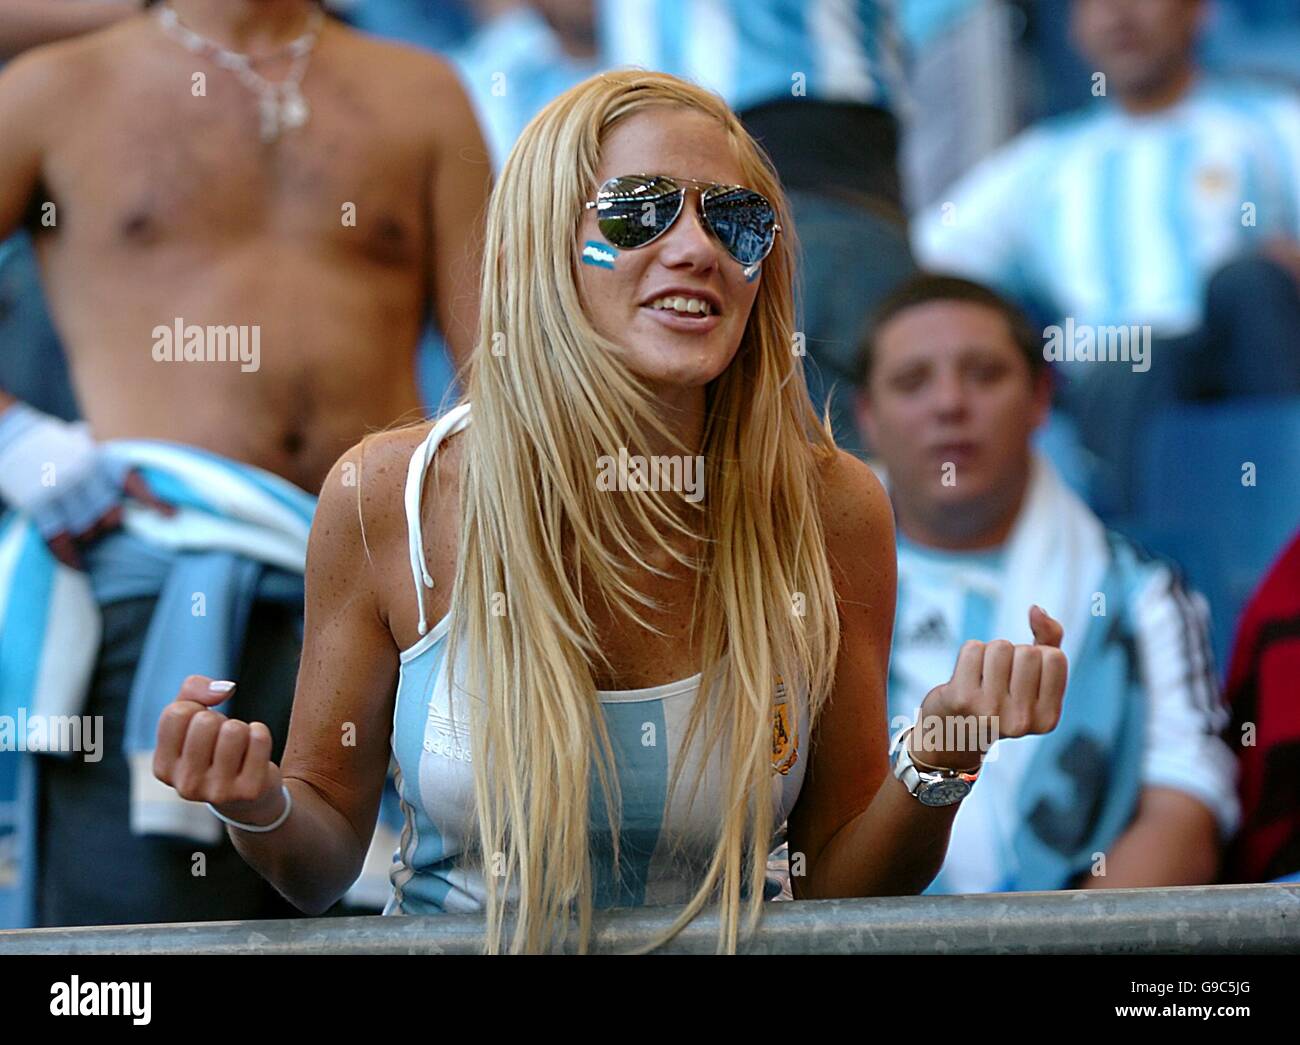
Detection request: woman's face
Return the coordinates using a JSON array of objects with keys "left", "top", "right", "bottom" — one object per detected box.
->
[{"left": 577, "top": 107, "right": 764, "bottom": 399}]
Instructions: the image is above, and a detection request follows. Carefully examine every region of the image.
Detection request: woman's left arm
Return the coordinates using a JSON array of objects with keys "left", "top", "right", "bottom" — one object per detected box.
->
[{"left": 787, "top": 453, "right": 1068, "bottom": 899}]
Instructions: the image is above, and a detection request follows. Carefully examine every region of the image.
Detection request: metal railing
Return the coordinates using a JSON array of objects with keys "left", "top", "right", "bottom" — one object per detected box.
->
[{"left": 1, "top": 884, "right": 1297, "bottom": 954}]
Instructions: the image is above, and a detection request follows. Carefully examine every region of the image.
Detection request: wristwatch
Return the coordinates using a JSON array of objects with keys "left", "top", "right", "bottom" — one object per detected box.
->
[{"left": 889, "top": 726, "right": 980, "bottom": 807}]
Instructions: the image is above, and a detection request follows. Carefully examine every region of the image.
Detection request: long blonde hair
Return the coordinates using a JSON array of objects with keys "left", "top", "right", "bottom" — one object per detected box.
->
[{"left": 446, "top": 69, "right": 841, "bottom": 953}]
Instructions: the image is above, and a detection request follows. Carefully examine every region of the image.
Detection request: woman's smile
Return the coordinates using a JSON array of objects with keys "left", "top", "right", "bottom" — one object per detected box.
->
[{"left": 641, "top": 303, "right": 724, "bottom": 334}]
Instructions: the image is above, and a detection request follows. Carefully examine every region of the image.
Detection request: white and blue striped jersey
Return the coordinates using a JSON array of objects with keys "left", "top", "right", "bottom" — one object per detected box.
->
[
  {"left": 450, "top": 8, "right": 602, "bottom": 172},
  {"left": 914, "top": 77, "right": 1300, "bottom": 336},
  {"left": 889, "top": 532, "right": 1240, "bottom": 895},
  {"left": 597, "top": 0, "right": 904, "bottom": 114},
  {"left": 384, "top": 404, "right": 808, "bottom": 914},
  {"left": 899, "top": 0, "right": 982, "bottom": 50}
]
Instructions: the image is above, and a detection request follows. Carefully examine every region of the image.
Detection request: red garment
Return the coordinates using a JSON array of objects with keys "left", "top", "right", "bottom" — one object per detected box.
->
[{"left": 1224, "top": 530, "right": 1300, "bottom": 882}]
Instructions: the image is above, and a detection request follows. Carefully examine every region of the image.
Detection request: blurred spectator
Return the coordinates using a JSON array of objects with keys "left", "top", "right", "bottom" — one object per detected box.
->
[
  {"left": 600, "top": 0, "right": 914, "bottom": 457},
  {"left": 914, "top": 0, "right": 1300, "bottom": 513},
  {"left": 918, "top": 0, "right": 1300, "bottom": 341},
  {"left": 0, "top": 2, "right": 134, "bottom": 421},
  {"left": 1223, "top": 529, "right": 1300, "bottom": 884},
  {"left": 320, "top": 0, "right": 482, "bottom": 414},
  {"left": 452, "top": 1, "right": 601, "bottom": 171},
  {"left": 341, "top": 2, "right": 599, "bottom": 413},
  {"left": 901, "top": 0, "right": 1020, "bottom": 212},
  {"left": 0, "top": 0, "right": 488, "bottom": 930},
  {"left": 854, "top": 274, "right": 1238, "bottom": 891}
]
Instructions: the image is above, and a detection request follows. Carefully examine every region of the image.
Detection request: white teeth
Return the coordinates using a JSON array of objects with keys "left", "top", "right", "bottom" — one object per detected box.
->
[{"left": 651, "top": 296, "right": 713, "bottom": 316}]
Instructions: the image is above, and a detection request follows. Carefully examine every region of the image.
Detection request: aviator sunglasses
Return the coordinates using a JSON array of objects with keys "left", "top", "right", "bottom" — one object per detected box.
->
[{"left": 584, "top": 174, "right": 781, "bottom": 268}]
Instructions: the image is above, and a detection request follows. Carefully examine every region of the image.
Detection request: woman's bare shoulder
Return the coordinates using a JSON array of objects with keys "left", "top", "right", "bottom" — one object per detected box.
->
[
  {"left": 815, "top": 449, "right": 895, "bottom": 553},
  {"left": 317, "top": 424, "right": 429, "bottom": 526},
  {"left": 311, "top": 421, "right": 465, "bottom": 571}
]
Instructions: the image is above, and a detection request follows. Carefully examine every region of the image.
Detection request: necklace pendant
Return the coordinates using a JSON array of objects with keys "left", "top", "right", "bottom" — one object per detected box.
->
[
  {"left": 156, "top": 3, "right": 320, "bottom": 146},
  {"left": 280, "top": 87, "right": 310, "bottom": 132}
]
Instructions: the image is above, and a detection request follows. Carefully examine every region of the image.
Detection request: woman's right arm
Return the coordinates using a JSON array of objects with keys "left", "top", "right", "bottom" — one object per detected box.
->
[{"left": 153, "top": 442, "right": 407, "bottom": 916}]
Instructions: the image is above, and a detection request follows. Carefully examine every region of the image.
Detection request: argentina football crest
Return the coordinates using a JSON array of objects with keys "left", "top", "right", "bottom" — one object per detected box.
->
[{"left": 772, "top": 674, "right": 798, "bottom": 775}]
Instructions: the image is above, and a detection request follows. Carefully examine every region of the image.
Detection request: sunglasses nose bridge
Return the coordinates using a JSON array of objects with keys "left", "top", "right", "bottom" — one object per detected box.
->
[
  {"left": 627, "top": 179, "right": 716, "bottom": 256},
  {"left": 679, "top": 185, "right": 712, "bottom": 234},
  {"left": 669, "top": 187, "right": 735, "bottom": 263}
]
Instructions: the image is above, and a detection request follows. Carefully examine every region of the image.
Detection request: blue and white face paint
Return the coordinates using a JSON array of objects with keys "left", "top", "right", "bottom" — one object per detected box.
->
[{"left": 582, "top": 240, "right": 618, "bottom": 270}]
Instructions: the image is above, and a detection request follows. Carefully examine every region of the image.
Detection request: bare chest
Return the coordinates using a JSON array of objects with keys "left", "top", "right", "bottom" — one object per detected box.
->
[{"left": 38, "top": 58, "right": 429, "bottom": 267}]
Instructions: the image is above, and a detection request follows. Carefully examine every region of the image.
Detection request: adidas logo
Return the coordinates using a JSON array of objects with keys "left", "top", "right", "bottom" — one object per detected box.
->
[{"left": 905, "top": 612, "right": 949, "bottom": 646}]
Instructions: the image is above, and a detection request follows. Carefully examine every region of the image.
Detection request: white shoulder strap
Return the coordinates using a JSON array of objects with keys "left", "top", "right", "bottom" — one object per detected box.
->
[{"left": 403, "top": 402, "right": 472, "bottom": 635}]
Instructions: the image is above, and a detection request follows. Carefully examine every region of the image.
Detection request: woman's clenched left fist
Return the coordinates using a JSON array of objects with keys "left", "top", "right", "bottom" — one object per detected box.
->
[{"left": 910, "top": 605, "right": 1069, "bottom": 772}]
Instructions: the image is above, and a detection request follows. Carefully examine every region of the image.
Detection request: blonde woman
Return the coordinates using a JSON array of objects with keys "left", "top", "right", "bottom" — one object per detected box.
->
[{"left": 153, "top": 71, "right": 1069, "bottom": 954}]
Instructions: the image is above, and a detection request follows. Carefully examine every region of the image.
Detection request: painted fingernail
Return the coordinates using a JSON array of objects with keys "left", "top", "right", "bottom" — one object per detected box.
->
[{"left": 208, "top": 680, "right": 236, "bottom": 694}]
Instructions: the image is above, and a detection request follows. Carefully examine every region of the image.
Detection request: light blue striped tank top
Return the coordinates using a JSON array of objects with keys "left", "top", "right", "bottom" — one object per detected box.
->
[{"left": 384, "top": 403, "right": 808, "bottom": 915}]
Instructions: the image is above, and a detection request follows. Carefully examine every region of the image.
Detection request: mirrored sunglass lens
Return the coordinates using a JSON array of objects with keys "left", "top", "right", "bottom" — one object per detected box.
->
[
  {"left": 703, "top": 188, "right": 776, "bottom": 264},
  {"left": 595, "top": 177, "right": 682, "bottom": 248}
]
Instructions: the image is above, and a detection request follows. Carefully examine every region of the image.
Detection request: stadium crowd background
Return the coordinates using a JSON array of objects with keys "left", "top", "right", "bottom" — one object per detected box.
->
[{"left": 0, "top": 0, "right": 1298, "bottom": 930}]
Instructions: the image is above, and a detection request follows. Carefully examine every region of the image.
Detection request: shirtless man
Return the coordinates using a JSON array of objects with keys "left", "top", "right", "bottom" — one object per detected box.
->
[
  {"left": 1, "top": 0, "right": 484, "bottom": 494},
  {"left": 0, "top": 0, "right": 490, "bottom": 926}
]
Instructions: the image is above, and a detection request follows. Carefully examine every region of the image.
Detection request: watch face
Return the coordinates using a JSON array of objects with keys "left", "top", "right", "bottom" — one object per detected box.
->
[{"left": 918, "top": 778, "right": 972, "bottom": 807}]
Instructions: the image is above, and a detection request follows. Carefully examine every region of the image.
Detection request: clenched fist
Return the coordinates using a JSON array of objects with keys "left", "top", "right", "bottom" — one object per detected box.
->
[
  {"left": 910, "top": 605, "right": 1069, "bottom": 771},
  {"left": 153, "top": 675, "right": 286, "bottom": 827}
]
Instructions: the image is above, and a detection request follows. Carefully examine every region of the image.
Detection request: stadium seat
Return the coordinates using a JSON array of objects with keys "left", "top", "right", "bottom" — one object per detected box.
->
[{"left": 1118, "top": 398, "right": 1300, "bottom": 677}]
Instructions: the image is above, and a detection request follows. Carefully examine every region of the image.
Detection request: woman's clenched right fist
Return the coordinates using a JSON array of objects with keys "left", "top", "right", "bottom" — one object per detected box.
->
[{"left": 153, "top": 675, "right": 286, "bottom": 826}]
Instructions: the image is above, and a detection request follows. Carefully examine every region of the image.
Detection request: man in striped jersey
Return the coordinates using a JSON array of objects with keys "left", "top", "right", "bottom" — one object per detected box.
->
[
  {"left": 913, "top": 0, "right": 1300, "bottom": 513},
  {"left": 599, "top": 0, "right": 914, "bottom": 457},
  {"left": 854, "top": 274, "right": 1238, "bottom": 893}
]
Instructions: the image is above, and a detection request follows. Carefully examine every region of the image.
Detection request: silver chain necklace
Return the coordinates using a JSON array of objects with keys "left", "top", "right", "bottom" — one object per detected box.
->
[{"left": 156, "top": 3, "right": 325, "bottom": 144}]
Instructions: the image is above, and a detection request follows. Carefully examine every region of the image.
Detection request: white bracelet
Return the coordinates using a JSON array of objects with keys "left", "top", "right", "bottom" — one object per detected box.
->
[{"left": 206, "top": 784, "right": 292, "bottom": 833}]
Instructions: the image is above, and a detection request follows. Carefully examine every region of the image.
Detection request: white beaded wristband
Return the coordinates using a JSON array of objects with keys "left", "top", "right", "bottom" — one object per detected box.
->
[{"left": 206, "top": 784, "right": 292, "bottom": 833}]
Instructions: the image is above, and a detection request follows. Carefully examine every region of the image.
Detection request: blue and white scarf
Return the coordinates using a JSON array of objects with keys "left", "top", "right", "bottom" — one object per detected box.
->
[
  {"left": 0, "top": 440, "right": 315, "bottom": 928},
  {"left": 892, "top": 456, "right": 1147, "bottom": 893}
]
